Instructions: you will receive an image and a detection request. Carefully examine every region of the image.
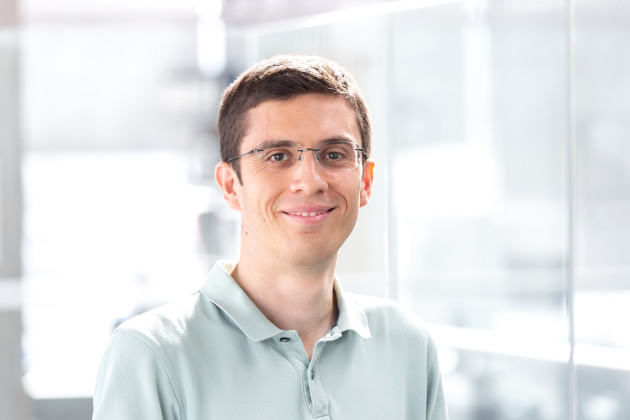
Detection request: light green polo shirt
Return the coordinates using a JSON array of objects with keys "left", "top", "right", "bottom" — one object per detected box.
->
[{"left": 93, "top": 261, "right": 448, "bottom": 420}]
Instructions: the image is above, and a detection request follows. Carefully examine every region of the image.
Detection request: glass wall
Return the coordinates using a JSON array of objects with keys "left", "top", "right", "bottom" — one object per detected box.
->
[
  {"left": 573, "top": 0, "right": 630, "bottom": 418},
  {"left": 224, "top": 0, "right": 630, "bottom": 418}
]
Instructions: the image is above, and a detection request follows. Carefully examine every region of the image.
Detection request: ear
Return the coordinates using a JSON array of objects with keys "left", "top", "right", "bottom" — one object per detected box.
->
[
  {"left": 360, "top": 159, "right": 375, "bottom": 207},
  {"left": 215, "top": 161, "right": 242, "bottom": 211}
]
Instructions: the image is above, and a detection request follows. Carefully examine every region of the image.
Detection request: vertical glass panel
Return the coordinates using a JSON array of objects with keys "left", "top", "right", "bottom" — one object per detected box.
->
[
  {"left": 392, "top": 0, "right": 569, "bottom": 418},
  {"left": 0, "top": 31, "right": 21, "bottom": 278},
  {"left": 394, "top": 0, "right": 567, "bottom": 334},
  {"left": 574, "top": 1, "right": 630, "bottom": 419}
]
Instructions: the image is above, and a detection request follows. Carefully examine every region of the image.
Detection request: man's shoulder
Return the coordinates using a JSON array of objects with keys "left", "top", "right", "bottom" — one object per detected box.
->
[{"left": 114, "top": 291, "right": 207, "bottom": 349}]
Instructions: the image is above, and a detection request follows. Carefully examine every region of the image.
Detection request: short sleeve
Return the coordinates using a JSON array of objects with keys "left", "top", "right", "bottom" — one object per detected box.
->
[{"left": 92, "top": 328, "right": 183, "bottom": 420}]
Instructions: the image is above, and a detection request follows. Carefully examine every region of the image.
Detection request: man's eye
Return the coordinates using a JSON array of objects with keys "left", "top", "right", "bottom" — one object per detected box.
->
[
  {"left": 270, "top": 153, "right": 287, "bottom": 161},
  {"left": 322, "top": 148, "right": 350, "bottom": 160},
  {"left": 265, "top": 150, "right": 292, "bottom": 162}
]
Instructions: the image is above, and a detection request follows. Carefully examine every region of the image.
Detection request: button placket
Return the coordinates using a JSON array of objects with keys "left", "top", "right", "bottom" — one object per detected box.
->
[
  {"left": 307, "top": 343, "right": 332, "bottom": 419},
  {"left": 276, "top": 333, "right": 314, "bottom": 413}
]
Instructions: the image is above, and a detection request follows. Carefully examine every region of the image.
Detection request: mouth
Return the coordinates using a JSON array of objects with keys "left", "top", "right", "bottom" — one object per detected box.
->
[
  {"left": 282, "top": 207, "right": 335, "bottom": 224},
  {"left": 285, "top": 209, "right": 332, "bottom": 217}
]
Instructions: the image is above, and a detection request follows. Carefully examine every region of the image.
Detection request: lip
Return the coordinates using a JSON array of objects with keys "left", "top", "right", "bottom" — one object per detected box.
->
[{"left": 281, "top": 206, "right": 335, "bottom": 225}]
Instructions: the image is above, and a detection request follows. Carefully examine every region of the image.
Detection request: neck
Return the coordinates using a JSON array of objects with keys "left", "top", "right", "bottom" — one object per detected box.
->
[{"left": 232, "top": 252, "right": 338, "bottom": 360}]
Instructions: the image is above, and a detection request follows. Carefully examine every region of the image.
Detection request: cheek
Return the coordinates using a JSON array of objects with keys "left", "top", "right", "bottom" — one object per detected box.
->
[
  {"left": 342, "top": 185, "right": 363, "bottom": 212},
  {"left": 240, "top": 188, "right": 275, "bottom": 221}
]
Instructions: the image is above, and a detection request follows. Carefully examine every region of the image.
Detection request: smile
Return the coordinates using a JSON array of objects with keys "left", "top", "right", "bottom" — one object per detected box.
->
[
  {"left": 286, "top": 210, "right": 330, "bottom": 217},
  {"left": 282, "top": 207, "right": 335, "bottom": 224}
]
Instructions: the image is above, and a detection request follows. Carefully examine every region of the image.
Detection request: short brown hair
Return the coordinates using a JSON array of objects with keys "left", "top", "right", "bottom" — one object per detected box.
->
[{"left": 217, "top": 54, "right": 371, "bottom": 180}]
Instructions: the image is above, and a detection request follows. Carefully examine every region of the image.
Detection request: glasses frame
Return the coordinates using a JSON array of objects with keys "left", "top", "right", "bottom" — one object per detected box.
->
[{"left": 225, "top": 142, "right": 367, "bottom": 172}]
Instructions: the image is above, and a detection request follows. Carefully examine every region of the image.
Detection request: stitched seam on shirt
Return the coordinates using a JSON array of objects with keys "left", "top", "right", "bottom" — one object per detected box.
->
[
  {"left": 312, "top": 343, "right": 333, "bottom": 419},
  {"left": 277, "top": 339, "right": 313, "bottom": 415},
  {"left": 425, "top": 338, "right": 440, "bottom": 419},
  {"left": 120, "top": 329, "right": 186, "bottom": 420},
  {"left": 203, "top": 297, "right": 278, "bottom": 342}
]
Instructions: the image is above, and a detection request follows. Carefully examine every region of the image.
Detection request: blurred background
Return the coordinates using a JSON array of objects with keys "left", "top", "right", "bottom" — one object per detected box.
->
[{"left": 1, "top": 0, "right": 629, "bottom": 419}]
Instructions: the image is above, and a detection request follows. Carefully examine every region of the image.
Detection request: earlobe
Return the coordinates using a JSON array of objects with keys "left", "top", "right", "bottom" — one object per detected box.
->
[
  {"left": 360, "top": 160, "right": 375, "bottom": 207},
  {"left": 215, "top": 162, "right": 242, "bottom": 211}
]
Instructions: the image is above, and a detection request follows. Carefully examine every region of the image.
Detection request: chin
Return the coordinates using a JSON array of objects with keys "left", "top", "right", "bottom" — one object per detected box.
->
[{"left": 284, "top": 241, "right": 339, "bottom": 266}]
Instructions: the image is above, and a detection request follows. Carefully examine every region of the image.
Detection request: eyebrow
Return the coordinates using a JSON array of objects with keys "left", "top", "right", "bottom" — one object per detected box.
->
[
  {"left": 254, "top": 139, "right": 298, "bottom": 150},
  {"left": 255, "top": 137, "right": 358, "bottom": 150},
  {"left": 318, "top": 137, "right": 357, "bottom": 146}
]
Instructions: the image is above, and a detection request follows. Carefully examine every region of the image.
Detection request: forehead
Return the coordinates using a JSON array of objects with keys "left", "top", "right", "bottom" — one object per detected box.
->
[{"left": 241, "top": 94, "right": 361, "bottom": 150}]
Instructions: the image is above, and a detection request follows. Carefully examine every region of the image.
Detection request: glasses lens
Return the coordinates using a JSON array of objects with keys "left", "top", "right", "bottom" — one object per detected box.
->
[
  {"left": 317, "top": 142, "right": 360, "bottom": 171},
  {"left": 254, "top": 147, "right": 298, "bottom": 172}
]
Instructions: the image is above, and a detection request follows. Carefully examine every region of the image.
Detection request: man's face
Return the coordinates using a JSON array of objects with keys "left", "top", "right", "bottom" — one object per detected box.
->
[{"left": 216, "top": 93, "right": 374, "bottom": 267}]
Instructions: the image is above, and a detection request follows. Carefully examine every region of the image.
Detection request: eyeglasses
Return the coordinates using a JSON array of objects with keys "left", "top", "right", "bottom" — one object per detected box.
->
[{"left": 226, "top": 140, "right": 366, "bottom": 173}]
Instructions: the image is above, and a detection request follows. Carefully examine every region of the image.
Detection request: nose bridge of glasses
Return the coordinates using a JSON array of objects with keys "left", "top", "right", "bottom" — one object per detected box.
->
[
  {"left": 295, "top": 148, "right": 329, "bottom": 176},
  {"left": 297, "top": 147, "right": 322, "bottom": 163}
]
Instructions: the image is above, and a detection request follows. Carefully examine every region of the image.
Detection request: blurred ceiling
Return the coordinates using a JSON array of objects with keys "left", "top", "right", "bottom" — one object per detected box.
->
[
  {"left": 221, "top": 0, "right": 396, "bottom": 25},
  {"left": 16, "top": 0, "right": 397, "bottom": 24}
]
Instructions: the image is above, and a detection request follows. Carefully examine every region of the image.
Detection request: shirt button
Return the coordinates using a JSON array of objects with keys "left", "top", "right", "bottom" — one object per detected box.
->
[
  {"left": 279, "top": 337, "right": 290, "bottom": 343},
  {"left": 311, "top": 371, "right": 315, "bottom": 380}
]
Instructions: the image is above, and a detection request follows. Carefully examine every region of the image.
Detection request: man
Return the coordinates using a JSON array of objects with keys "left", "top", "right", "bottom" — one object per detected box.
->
[{"left": 93, "top": 54, "right": 448, "bottom": 420}]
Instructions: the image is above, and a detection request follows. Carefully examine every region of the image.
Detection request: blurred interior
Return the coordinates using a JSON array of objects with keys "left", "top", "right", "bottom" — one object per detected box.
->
[{"left": 1, "top": 0, "right": 629, "bottom": 419}]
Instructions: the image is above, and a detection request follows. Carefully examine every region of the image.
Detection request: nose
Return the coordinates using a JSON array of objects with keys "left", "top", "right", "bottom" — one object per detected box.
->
[{"left": 290, "top": 149, "right": 328, "bottom": 194}]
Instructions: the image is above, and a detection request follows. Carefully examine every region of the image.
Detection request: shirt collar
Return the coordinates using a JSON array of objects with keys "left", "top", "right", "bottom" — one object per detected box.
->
[
  {"left": 200, "top": 260, "right": 372, "bottom": 341},
  {"left": 200, "top": 261, "right": 282, "bottom": 341},
  {"left": 332, "top": 277, "right": 372, "bottom": 339}
]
